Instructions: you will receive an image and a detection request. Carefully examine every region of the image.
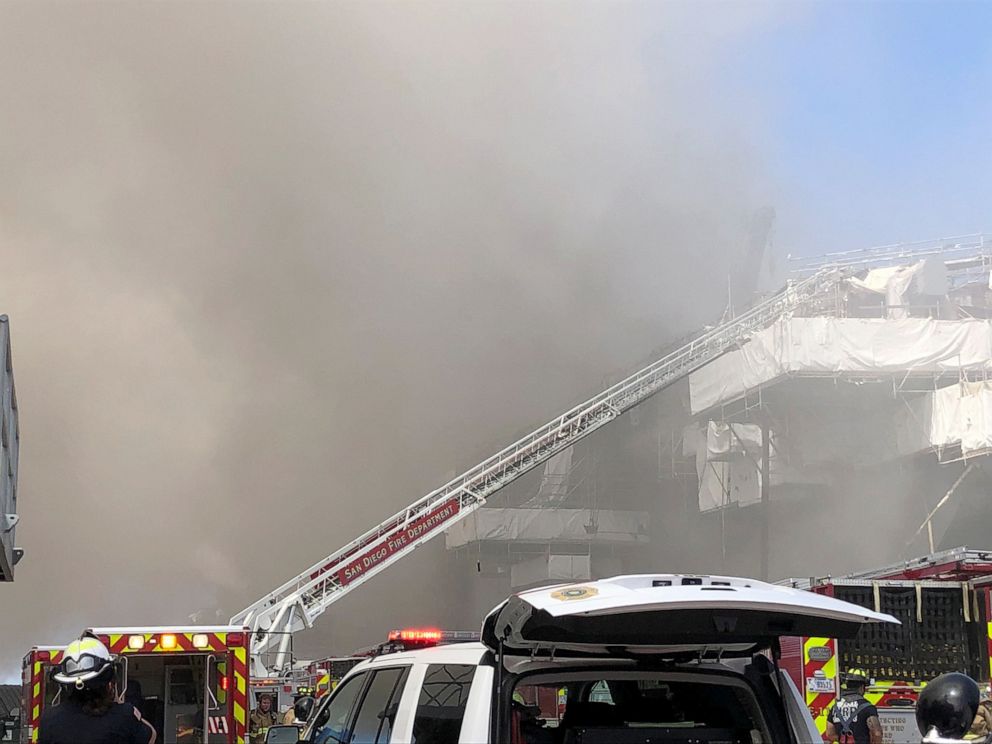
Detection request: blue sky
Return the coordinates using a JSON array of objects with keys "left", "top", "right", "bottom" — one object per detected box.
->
[{"left": 716, "top": 0, "right": 992, "bottom": 256}]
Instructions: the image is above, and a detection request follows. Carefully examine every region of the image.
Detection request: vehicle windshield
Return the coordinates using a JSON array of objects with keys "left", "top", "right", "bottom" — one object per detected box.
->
[{"left": 509, "top": 671, "right": 771, "bottom": 744}]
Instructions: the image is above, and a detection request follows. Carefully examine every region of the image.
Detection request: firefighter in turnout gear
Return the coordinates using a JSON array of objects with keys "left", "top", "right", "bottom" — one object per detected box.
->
[
  {"left": 283, "top": 687, "right": 315, "bottom": 725},
  {"left": 825, "top": 669, "right": 882, "bottom": 744},
  {"left": 918, "top": 672, "right": 988, "bottom": 743},
  {"left": 38, "top": 635, "right": 156, "bottom": 744},
  {"left": 249, "top": 693, "right": 279, "bottom": 744}
]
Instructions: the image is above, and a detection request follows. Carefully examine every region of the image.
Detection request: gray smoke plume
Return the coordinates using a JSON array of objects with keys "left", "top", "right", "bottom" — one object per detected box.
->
[{"left": 0, "top": 0, "right": 795, "bottom": 677}]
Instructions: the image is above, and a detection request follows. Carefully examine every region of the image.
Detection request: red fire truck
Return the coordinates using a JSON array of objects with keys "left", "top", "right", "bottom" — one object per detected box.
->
[
  {"left": 780, "top": 547, "right": 992, "bottom": 742},
  {"left": 19, "top": 646, "right": 62, "bottom": 743},
  {"left": 23, "top": 626, "right": 251, "bottom": 744}
]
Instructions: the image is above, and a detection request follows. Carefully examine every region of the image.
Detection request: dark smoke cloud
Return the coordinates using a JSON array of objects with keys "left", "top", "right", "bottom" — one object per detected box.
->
[{"left": 0, "top": 0, "right": 796, "bottom": 677}]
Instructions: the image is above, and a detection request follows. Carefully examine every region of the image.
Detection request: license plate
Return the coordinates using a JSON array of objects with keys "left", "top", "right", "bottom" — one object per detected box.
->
[{"left": 807, "top": 677, "right": 836, "bottom": 694}]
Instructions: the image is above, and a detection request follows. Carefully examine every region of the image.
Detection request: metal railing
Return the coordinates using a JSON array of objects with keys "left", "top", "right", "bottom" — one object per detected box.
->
[{"left": 789, "top": 233, "right": 991, "bottom": 287}]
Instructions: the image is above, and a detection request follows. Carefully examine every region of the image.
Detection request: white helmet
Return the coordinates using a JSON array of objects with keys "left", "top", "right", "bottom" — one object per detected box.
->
[{"left": 53, "top": 635, "right": 115, "bottom": 690}]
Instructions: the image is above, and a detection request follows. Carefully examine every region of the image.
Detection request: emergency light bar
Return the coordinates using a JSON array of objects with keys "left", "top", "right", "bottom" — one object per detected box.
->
[
  {"left": 385, "top": 628, "right": 481, "bottom": 648},
  {"left": 388, "top": 629, "right": 443, "bottom": 644}
]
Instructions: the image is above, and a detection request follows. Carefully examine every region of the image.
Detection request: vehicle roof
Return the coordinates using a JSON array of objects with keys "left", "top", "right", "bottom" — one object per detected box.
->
[
  {"left": 339, "top": 641, "right": 754, "bottom": 678},
  {"left": 349, "top": 642, "right": 489, "bottom": 671},
  {"left": 85, "top": 626, "right": 247, "bottom": 634}
]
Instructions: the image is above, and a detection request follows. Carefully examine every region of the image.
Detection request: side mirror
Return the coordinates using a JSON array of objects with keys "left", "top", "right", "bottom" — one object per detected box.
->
[
  {"left": 917, "top": 672, "right": 980, "bottom": 743},
  {"left": 294, "top": 695, "right": 316, "bottom": 723},
  {"left": 264, "top": 725, "right": 303, "bottom": 744}
]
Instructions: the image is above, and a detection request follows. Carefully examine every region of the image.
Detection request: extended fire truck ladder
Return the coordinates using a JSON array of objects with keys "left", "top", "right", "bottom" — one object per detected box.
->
[
  {"left": 231, "top": 268, "right": 837, "bottom": 677},
  {"left": 839, "top": 546, "right": 992, "bottom": 582}
]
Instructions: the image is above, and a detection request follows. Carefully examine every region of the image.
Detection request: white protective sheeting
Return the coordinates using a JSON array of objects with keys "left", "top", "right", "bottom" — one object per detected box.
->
[
  {"left": 684, "top": 422, "right": 763, "bottom": 512},
  {"left": 931, "top": 381, "right": 992, "bottom": 456},
  {"left": 884, "top": 383, "right": 992, "bottom": 459},
  {"left": 697, "top": 459, "right": 761, "bottom": 512},
  {"left": 686, "top": 418, "right": 834, "bottom": 512},
  {"left": 704, "top": 421, "right": 763, "bottom": 461},
  {"left": 444, "top": 508, "right": 649, "bottom": 548},
  {"left": 847, "top": 261, "right": 925, "bottom": 319},
  {"left": 689, "top": 317, "right": 992, "bottom": 414}
]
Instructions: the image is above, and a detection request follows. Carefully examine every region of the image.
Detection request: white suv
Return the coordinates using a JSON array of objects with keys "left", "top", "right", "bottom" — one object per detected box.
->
[{"left": 270, "top": 573, "right": 896, "bottom": 744}]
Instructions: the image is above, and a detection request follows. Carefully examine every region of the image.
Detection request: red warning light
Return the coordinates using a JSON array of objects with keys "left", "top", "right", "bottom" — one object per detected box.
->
[
  {"left": 220, "top": 676, "right": 229, "bottom": 691},
  {"left": 387, "top": 628, "right": 443, "bottom": 644}
]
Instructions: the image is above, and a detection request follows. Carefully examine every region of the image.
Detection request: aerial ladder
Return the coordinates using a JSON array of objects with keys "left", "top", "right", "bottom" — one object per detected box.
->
[{"left": 231, "top": 268, "right": 838, "bottom": 676}]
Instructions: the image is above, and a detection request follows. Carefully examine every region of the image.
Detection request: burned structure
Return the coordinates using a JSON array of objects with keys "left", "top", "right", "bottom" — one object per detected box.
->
[{"left": 445, "top": 234, "right": 992, "bottom": 603}]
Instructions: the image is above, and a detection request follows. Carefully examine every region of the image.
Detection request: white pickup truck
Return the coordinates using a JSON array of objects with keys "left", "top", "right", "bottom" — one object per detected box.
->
[{"left": 267, "top": 573, "right": 897, "bottom": 744}]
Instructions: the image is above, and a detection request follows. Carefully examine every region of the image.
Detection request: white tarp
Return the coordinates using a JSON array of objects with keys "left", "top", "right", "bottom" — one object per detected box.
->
[
  {"left": 888, "top": 382, "right": 992, "bottom": 459},
  {"left": 848, "top": 261, "right": 925, "bottom": 319},
  {"left": 445, "top": 508, "right": 649, "bottom": 548},
  {"left": 684, "top": 422, "right": 763, "bottom": 512},
  {"left": 931, "top": 381, "right": 992, "bottom": 456},
  {"left": 685, "top": 419, "right": 835, "bottom": 512},
  {"left": 704, "top": 421, "right": 763, "bottom": 461},
  {"left": 697, "top": 459, "right": 761, "bottom": 512},
  {"left": 689, "top": 317, "right": 992, "bottom": 414}
]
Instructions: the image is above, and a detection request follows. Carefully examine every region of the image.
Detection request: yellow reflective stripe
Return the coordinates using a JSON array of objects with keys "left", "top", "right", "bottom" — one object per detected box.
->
[
  {"left": 68, "top": 638, "right": 102, "bottom": 654},
  {"left": 822, "top": 654, "right": 837, "bottom": 688},
  {"left": 803, "top": 636, "right": 835, "bottom": 736},
  {"left": 813, "top": 708, "right": 828, "bottom": 735},
  {"left": 988, "top": 622, "right": 992, "bottom": 680},
  {"left": 233, "top": 647, "right": 247, "bottom": 728},
  {"left": 217, "top": 661, "right": 227, "bottom": 704}
]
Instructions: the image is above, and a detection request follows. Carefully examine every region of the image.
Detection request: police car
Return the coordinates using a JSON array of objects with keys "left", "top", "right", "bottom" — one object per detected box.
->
[{"left": 266, "top": 573, "right": 897, "bottom": 744}]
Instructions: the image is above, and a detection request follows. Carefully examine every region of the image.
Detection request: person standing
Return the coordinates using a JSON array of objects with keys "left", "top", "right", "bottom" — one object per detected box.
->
[
  {"left": 283, "top": 687, "right": 315, "bottom": 725},
  {"left": 825, "top": 669, "right": 882, "bottom": 744},
  {"left": 38, "top": 635, "right": 156, "bottom": 744},
  {"left": 968, "top": 689, "right": 992, "bottom": 739},
  {"left": 249, "top": 694, "right": 279, "bottom": 744}
]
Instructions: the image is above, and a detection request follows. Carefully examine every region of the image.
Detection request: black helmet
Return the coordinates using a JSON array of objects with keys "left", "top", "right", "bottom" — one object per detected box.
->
[
  {"left": 841, "top": 668, "right": 869, "bottom": 689},
  {"left": 916, "top": 672, "right": 980, "bottom": 739},
  {"left": 293, "top": 695, "right": 316, "bottom": 723}
]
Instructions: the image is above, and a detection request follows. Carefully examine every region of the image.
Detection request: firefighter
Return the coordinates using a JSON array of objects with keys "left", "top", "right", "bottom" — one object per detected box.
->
[
  {"left": 38, "top": 634, "right": 156, "bottom": 744},
  {"left": 968, "top": 687, "right": 992, "bottom": 739},
  {"left": 918, "top": 672, "right": 986, "bottom": 743},
  {"left": 283, "top": 687, "right": 315, "bottom": 725},
  {"left": 249, "top": 693, "right": 279, "bottom": 744},
  {"left": 824, "top": 669, "right": 882, "bottom": 744}
]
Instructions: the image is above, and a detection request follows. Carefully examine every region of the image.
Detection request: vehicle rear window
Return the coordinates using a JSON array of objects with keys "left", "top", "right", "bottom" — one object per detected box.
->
[
  {"left": 511, "top": 676, "right": 769, "bottom": 744},
  {"left": 411, "top": 663, "right": 475, "bottom": 744},
  {"left": 350, "top": 667, "right": 409, "bottom": 744}
]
